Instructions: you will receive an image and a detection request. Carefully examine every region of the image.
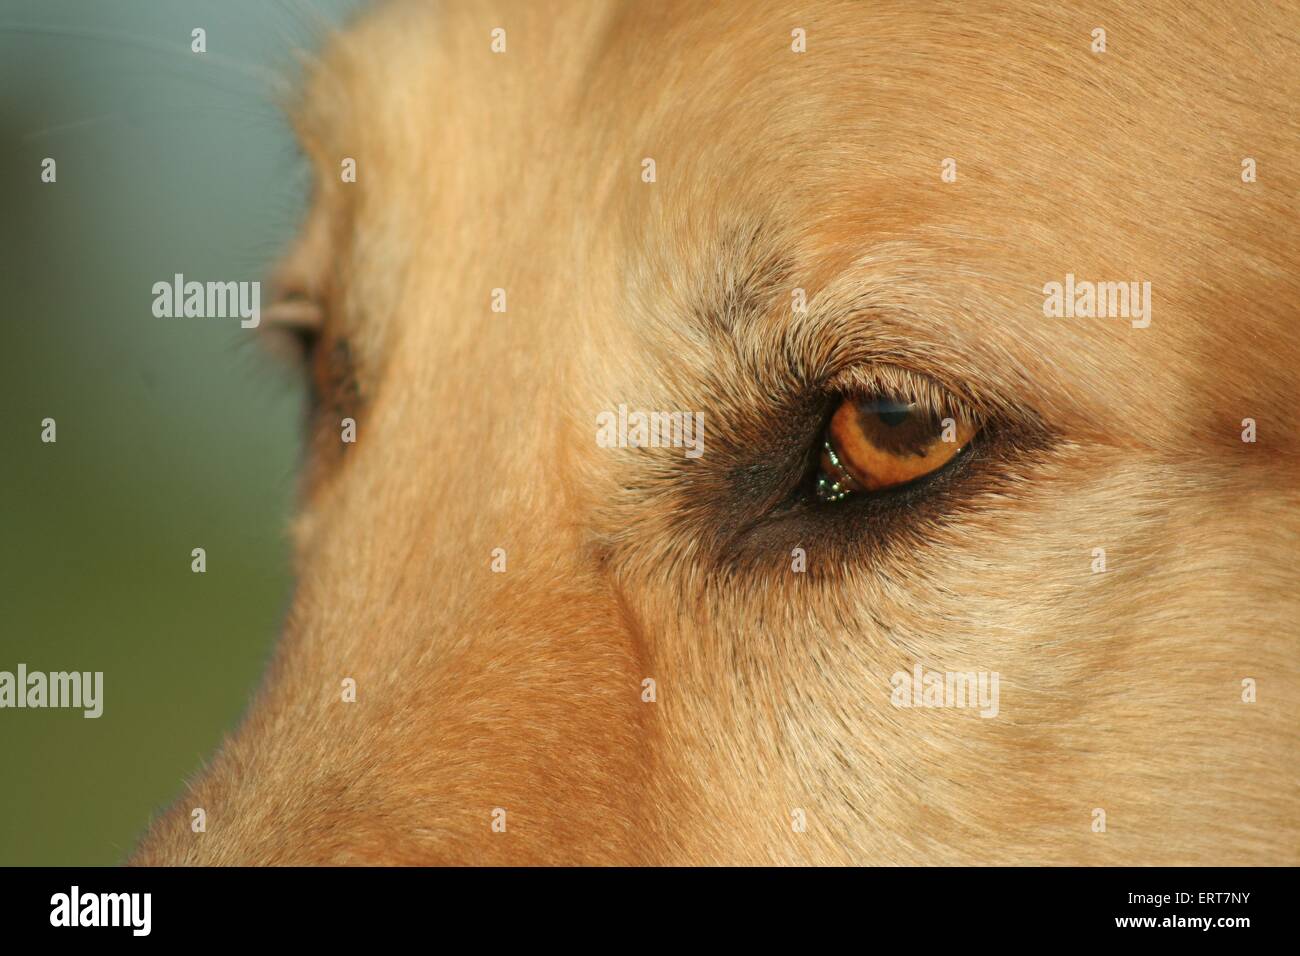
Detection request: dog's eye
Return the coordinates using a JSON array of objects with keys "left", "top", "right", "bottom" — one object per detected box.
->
[
  {"left": 815, "top": 396, "right": 978, "bottom": 502},
  {"left": 262, "top": 295, "right": 324, "bottom": 366}
]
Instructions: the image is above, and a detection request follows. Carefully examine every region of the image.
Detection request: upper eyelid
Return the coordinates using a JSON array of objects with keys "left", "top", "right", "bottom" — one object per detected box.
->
[{"left": 823, "top": 363, "right": 983, "bottom": 425}]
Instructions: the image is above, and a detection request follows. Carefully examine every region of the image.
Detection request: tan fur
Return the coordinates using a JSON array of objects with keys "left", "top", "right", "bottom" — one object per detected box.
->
[{"left": 132, "top": 0, "right": 1300, "bottom": 865}]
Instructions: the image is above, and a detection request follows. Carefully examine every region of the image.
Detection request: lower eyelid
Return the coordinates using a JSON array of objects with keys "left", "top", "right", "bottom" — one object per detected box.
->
[
  {"left": 818, "top": 436, "right": 975, "bottom": 504},
  {"left": 721, "top": 438, "right": 984, "bottom": 573}
]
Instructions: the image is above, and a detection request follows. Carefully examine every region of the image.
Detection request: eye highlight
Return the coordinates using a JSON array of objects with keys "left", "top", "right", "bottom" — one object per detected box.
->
[{"left": 816, "top": 395, "right": 977, "bottom": 502}]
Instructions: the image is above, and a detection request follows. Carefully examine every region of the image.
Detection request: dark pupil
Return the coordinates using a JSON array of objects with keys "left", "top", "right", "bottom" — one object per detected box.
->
[
  {"left": 872, "top": 403, "right": 914, "bottom": 428},
  {"left": 849, "top": 399, "right": 939, "bottom": 458}
]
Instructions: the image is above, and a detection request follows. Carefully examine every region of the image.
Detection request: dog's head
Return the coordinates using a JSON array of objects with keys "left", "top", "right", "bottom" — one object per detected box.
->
[{"left": 134, "top": 0, "right": 1300, "bottom": 864}]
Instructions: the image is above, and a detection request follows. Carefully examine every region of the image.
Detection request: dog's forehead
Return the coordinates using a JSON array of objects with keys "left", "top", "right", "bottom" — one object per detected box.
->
[
  {"left": 627, "top": 2, "right": 1297, "bottom": 450},
  {"left": 294, "top": 0, "right": 1300, "bottom": 453}
]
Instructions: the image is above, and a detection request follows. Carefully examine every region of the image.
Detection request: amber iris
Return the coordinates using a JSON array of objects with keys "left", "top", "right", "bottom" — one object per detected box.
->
[{"left": 817, "top": 398, "right": 976, "bottom": 499}]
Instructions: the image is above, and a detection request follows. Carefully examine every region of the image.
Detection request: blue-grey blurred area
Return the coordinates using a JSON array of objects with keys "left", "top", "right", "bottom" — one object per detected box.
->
[{"left": 0, "top": 0, "right": 361, "bottom": 865}]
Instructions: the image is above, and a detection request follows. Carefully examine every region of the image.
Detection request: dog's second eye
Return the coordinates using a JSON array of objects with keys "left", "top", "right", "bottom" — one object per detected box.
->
[
  {"left": 262, "top": 295, "right": 324, "bottom": 367},
  {"left": 816, "top": 397, "right": 977, "bottom": 502}
]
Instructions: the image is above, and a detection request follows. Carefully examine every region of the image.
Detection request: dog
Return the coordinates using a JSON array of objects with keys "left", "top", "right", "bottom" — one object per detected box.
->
[{"left": 131, "top": 0, "right": 1300, "bottom": 865}]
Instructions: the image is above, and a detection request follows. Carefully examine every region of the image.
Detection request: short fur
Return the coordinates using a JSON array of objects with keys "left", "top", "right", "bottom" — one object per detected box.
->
[{"left": 133, "top": 0, "right": 1300, "bottom": 865}]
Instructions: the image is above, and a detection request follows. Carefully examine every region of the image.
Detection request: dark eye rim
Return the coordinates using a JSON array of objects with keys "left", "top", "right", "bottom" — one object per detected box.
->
[
  {"left": 709, "top": 372, "right": 1054, "bottom": 577},
  {"left": 286, "top": 322, "right": 322, "bottom": 365},
  {"left": 714, "top": 419, "right": 1005, "bottom": 578},
  {"left": 606, "top": 356, "right": 1053, "bottom": 580}
]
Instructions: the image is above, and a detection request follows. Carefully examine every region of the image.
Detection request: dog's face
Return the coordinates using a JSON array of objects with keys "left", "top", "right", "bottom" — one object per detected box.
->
[{"left": 134, "top": 0, "right": 1299, "bottom": 864}]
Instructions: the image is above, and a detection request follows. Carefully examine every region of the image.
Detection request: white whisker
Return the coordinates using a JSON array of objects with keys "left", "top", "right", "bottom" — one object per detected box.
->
[
  {"left": 0, "top": 22, "right": 290, "bottom": 92},
  {"left": 20, "top": 112, "right": 121, "bottom": 142}
]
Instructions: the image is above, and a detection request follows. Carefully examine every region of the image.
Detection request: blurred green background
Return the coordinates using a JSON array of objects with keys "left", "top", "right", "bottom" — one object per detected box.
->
[{"left": 0, "top": 0, "right": 359, "bottom": 865}]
